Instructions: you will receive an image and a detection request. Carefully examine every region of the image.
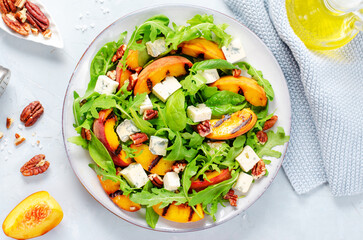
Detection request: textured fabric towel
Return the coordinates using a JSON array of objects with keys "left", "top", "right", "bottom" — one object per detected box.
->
[{"left": 225, "top": 0, "right": 363, "bottom": 196}]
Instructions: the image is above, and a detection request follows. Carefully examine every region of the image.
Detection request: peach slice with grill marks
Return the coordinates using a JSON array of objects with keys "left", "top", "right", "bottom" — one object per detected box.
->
[
  {"left": 179, "top": 38, "right": 226, "bottom": 60},
  {"left": 153, "top": 202, "right": 204, "bottom": 223},
  {"left": 93, "top": 109, "right": 133, "bottom": 167},
  {"left": 130, "top": 144, "right": 175, "bottom": 176},
  {"left": 2, "top": 191, "right": 63, "bottom": 240},
  {"left": 206, "top": 108, "right": 257, "bottom": 140},
  {"left": 210, "top": 76, "right": 267, "bottom": 107},
  {"left": 97, "top": 175, "right": 141, "bottom": 212},
  {"left": 190, "top": 169, "right": 232, "bottom": 192},
  {"left": 133, "top": 56, "right": 193, "bottom": 95}
]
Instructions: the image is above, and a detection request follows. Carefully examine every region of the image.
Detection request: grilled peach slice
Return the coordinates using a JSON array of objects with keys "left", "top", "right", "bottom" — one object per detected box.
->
[
  {"left": 190, "top": 169, "right": 232, "bottom": 192},
  {"left": 133, "top": 56, "right": 193, "bottom": 95},
  {"left": 116, "top": 63, "right": 132, "bottom": 90},
  {"left": 110, "top": 192, "right": 141, "bottom": 212},
  {"left": 98, "top": 175, "right": 141, "bottom": 212},
  {"left": 153, "top": 202, "right": 204, "bottom": 223},
  {"left": 207, "top": 108, "right": 257, "bottom": 140},
  {"left": 210, "top": 76, "right": 267, "bottom": 106},
  {"left": 2, "top": 191, "right": 63, "bottom": 240},
  {"left": 131, "top": 144, "right": 174, "bottom": 176},
  {"left": 179, "top": 38, "right": 226, "bottom": 60},
  {"left": 93, "top": 109, "right": 133, "bottom": 167}
]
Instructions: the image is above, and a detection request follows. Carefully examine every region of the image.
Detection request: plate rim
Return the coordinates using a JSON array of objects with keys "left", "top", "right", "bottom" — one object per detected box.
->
[{"left": 62, "top": 3, "right": 291, "bottom": 233}]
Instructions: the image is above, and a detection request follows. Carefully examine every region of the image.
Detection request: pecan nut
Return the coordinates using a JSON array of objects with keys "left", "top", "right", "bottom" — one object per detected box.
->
[
  {"left": 81, "top": 128, "right": 92, "bottom": 141},
  {"left": 6, "top": 117, "right": 13, "bottom": 129},
  {"left": 263, "top": 115, "right": 278, "bottom": 131},
  {"left": 106, "top": 70, "right": 117, "bottom": 81},
  {"left": 130, "top": 132, "right": 148, "bottom": 145},
  {"left": 25, "top": 1, "right": 49, "bottom": 32},
  {"left": 224, "top": 189, "right": 238, "bottom": 207},
  {"left": 14, "top": 0, "right": 26, "bottom": 8},
  {"left": 127, "top": 73, "right": 138, "bottom": 91},
  {"left": 143, "top": 109, "right": 158, "bottom": 120},
  {"left": 20, "top": 154, "right": 50, "bottom": 176},
  {"left": 2, "top": 13, "right": 30, "bottom": 36},
  {"left": 148, "top": 173, "right": 163, "bottom": 188},
  {"left": 112, "top": 44, "right": 127, "bottom": 62},
  {"left": 14, "top": 133, "right": 26, "bottom": 146},
  {"left": 0, "top": 0, "right": 16, "bottom": 14},
  {"left": 196, "top": 120, "right": 212, "bottom": 137},
  {"left": 20, "top": 101, "right": 44, "bottom": 127},
  {"left": 172, "top": 161, "right": 187, "bottom": 173},
  {"left": 233, "top": 69, "right": 242, "bottom": 77},
  {"left": 251, "top": 159, "right": 266, "bottom": 180},
  {"left": 256, "top": 130, "right": 268, "bottom": 144}
]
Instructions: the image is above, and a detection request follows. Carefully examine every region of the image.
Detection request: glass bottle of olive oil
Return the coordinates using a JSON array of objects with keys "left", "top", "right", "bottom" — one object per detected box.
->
[{"left": 286, "top": 0, "right": 363, "bottom": 50}]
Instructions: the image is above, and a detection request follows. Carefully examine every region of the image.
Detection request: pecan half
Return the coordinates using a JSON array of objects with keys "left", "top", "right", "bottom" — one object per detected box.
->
[
  {"left": 106, "top": 70, "right": 117, "bottom": 81},
  {"left": 6, "top": 117, "right": 13, "bottom": 129},
  {"left": 172, "top": 161, "right": 187, "bottom": 173},
  {"left": 134, "top": 67, "right": 143, "bottom": 73},
  {"left": 233, "top": 69, "right": 242, "bottom": 77},
  {"left": 263, "top": 115, "right": 278, "bottom": 131},
  {"left": 20, "top": 101, "right": 44, "bottom": 127},
  {"left": 127, "top": 73, "right": 138, "bottom": 91},
  {"left": 15, "top": 8, "right": 27, "bottom": 23},
  {"left": 251, "top": 159, "right": 266, "bottom": 180},
  {"left": 0, "top": 131, "right": 3, "bottom": 139},
  {"left": 112, "top": 44, "right": 126, "bottom": 62},
  {"left": 143, "top": 109, "right": 158, "bottom": 120},
  {"left": 224, "top": 189, "right": 238, "bottom": 207},
  {"left": 20, "top": 154, "right": 50, "bottom": 176},
  {"left": 42, "top": 29, "right": 51, "bottom": 38},
  {"left": 196, "top": 120, "right": 212, "bottom": 137},
  {"left": 14, "top": 0, "right": 26, "bottom": 8},
  {"left": 25, "top": 1, "right": 49, "bottom": 32},
  {"left": 81, "top": 128, "right": 91, "bottom": 141},
  {"left": 0, "top": 0, "right": 9, "bottom": 14},
  {"left": 14, "top": 133, "right": 26, "bottom": 146},
  {"left": 130, "top": 132, "right": 148, "bottom": 145},
  {"left": 2, "top": 13, "right": 29, "bottom": 36},
  {"left": 256, "top": 130, "right": 268, "bottom": 144},
  {"left": 148, "top": 173, "right": 163, "bottom": 188}
]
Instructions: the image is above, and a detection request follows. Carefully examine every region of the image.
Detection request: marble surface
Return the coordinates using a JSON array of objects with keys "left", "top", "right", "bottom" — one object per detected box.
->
[{"left": 0, "top": 0, "right": 362, "bottom": 239}]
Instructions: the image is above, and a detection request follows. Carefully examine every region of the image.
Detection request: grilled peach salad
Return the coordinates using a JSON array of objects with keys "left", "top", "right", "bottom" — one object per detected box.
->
[{"left": 69, "top": 14, "right": 289, "bottom": 228}]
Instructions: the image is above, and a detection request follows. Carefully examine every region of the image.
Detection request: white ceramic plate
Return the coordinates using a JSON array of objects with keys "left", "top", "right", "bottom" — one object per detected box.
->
[
  {"left": 0, "top": 0, "right": 63, "bottom": 48},
  {"left": 62, "top": 4, "right": 291, "bottom": 232}
]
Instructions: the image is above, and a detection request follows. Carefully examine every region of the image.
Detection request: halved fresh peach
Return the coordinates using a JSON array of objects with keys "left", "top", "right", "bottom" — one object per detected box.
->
[
  {"left": 131, "top": 144, "right": 174, "bottom": 176},
  {"left": 190, "top": 169, "right": 232, "bottom": 192},
  {"left": 207, "top": 108, "right": 257, "bottom": 140},
  {"left": 111, "top": 193, "right": 141, "bottom": 212},
  {"left": 133, "top": 56, "right": 193, "bottom": 95},
  {"left": 210, "top": 76, "right": 267, "bottom": 106},
  {"left": 93, "top": 109, "right": 133, "bottom": 167},
  {"left": 179, "top": 38, "right": 226, "bottom": 60},
  {"left": 153, "top": 202, "right": 204, "bottom": 223},
  {"left": 2, "top": 191, "right": 63, "bottom": 240}
]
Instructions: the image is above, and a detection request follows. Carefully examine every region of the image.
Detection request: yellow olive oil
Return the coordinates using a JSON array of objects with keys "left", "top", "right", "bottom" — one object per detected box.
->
[{"left": 286, "top": 0, "right": 361, "bottom": 50}]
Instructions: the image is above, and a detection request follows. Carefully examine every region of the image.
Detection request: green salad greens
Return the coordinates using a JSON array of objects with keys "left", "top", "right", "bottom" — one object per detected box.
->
[{"left": 69, "top": 14, "right": 289, "bottom": 228}]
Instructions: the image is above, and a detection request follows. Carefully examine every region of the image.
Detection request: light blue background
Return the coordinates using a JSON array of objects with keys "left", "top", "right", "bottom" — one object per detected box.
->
[{"left": 0, "top": 0, "right": 362, "bottom": 239}]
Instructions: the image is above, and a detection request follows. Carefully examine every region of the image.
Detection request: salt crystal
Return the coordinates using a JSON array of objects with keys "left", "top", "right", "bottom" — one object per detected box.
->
[
  {"left": 18, "top": 124, "right": 23, "bottom": 130},
  {"left": 90, "top": 23, "right": 95, "bottom": 28},
  {"left": 79, "top": 13, "right": 83, "bottom": 19}
]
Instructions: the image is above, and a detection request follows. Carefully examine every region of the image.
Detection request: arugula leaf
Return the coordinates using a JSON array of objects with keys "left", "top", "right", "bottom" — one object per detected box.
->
[
  {"left": 166, "top": 14, "right": 232, "bottom": 50},
  {"left": 88, "top": 132, "right": 115, "bottom": 173},
  {"left": 89, "top": 164, "right": 132, "bottom": 195},
  {"left": 67, "top": 136, "right": 88, "bottom": 149},
  {"left": 165, "top": 90, "right": 187, "bottom": 132},
  {"left": 180, "top": 73, "right": 207, "bottom": 95},
  {"left": 200, "top": 85, "right": 219, "bottom": 100},
  {"left": 122, "top": 144, "right": 139, "bottom": 159},
  {"left": 189, "top": 170, "right": 239, "bottom": 206},
  {"left": 165, "top": 132, "right": 198, "bottom": 161},
  {"left": 145, "top": 207, "right": 159, "bottom": 229},
  {"left": 130, "top": 188, "right": 188, "bottom": 208},
  {"left": 89, "top": 95, "right": 117, "bottom": 118},
  {"left": 128, "top": 93, "right": 147, "bottom": 114},
  {"left": 129, "top": 108, "right": 156, "bottom": 135},
  {"left": 255, "top": 127, "right": 290, "bottom": 158},
  {"left": 181, "top": 132, "right": 205, "bottom": 148},
  {"left": 205, "top": 90, "right": 247, "bottom": 117},
  {"left": 87, "top": 32, "right": 127, "bottom": 94},
  {"left": 181, "top": 158, "right": 199, "bottom": 200},
  {"left": 236, "top": 62, "right": 274, "bottom": 101}
]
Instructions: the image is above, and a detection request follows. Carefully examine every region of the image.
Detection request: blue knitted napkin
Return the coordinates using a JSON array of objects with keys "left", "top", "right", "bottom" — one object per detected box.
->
[{"left": 225, "top": 0, "right": 363, "bottom": 196}]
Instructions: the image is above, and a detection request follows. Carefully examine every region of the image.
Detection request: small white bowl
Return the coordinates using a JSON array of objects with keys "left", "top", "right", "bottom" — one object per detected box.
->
[{"left": 62, "top": 4, "right": 291, "bottom": 232}]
